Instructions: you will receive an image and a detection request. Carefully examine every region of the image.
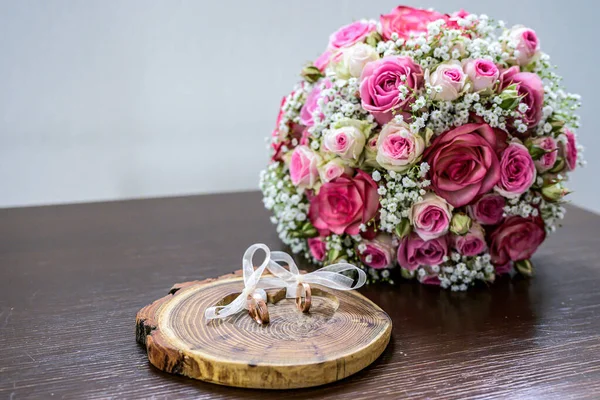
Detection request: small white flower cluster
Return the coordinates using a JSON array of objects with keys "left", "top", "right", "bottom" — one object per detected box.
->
[
  {"left": 437, "top": 252, "right": 496, "bottom": 291},
  {"left": 376, "top": 164, "right": 431, "bottom": 233},
  {"left": 539, "top": 199, "right": 566, "bottom": 234},
  {"left": 502, "top": 192, "right": 541, "bottom": 219},
  {"left": 259, "top": 163, "right": 312, "bottom": 257},
  {"left": 273, "top": 83, "right": 308, "bottom": 144}
]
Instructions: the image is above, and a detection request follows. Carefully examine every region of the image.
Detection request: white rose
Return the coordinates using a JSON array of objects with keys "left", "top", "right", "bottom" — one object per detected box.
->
[
  {"left": 343, "top": 43, "right": 379, "bottom": 78},
  {"left": 376, "top": 122, "right": 424, "bottom": 172},
  {"left": 427, "top": 61, "right": 466, "bottom": 101},
  {"left": 322, "top": 126, "right": 366, "bottom": 162}
]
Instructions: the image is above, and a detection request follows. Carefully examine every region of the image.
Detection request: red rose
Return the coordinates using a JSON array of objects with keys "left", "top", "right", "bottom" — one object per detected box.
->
[
  {"left": 489, "top": 216, "right": 546, "bottom": 265},
  {"left": 380, "top": 6, "right": 446, "bottom": 40},
  {"left": 308, "top": 170, "right": 379, "bottom": 235},
  {"left": 423, "top": 123, "right": 503, "bottom": 207}
]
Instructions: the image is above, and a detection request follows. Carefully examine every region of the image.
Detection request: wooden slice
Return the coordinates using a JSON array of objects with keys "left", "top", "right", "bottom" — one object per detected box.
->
[{"left": 136, "top": 271, "right": 392, "bottom": 389}]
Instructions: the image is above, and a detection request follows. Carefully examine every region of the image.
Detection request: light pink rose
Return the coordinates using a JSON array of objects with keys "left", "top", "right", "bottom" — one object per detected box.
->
[
  {"left": 501, "top": 71, "right": 544, "bottom": 129},
  {"left": 428, "top": 61, "right": 465, "bottom": 101},
  {"left": 508, "top": 26, "right": 540, "bottom": 66},
  {"left": 300, "top": 86, "right": 321, "bottom": 127},
  {"left": 308, "top": 170, "right": 379, "bottom": 235},
  {"left": 495, "top": 142, "right": 536, "bottom": 198},
  {"left": 463, "top": 59, "right": 499, "bottom": 92},
  {"left": 410, "top": 193, "right": 453, "bottom": 241},
  {"left": 423, "top": 123, "right": 503, "bottom": 207},
  {"left": 318, "top": 159, "right": 353, "bottom": 183},
  {"left": 531, "top": 136, "right": 558, "bottom": 173},
  {"left": 314, "top": 50, "right": 332, "bottom": 72},
  {"left": 359, "top": 234, "right": 396, "bottom": 269},
  {"left": 397, "top": 233, "right": 449, "bottom": 271},
  {"left": 467, "top": 194, "right": 506, "bottom": 225},
  {"left": 376, "top": 122, "right": 425, "bottom": 172},
  {"left": 360, "top": 56, "right": 424, "bottom": 125},
  {"left": 342, "top": 43, "right": 379, "bottom": 78},
  {"left": 322, "top": 125, "right": 366, "bottom": 162},
  {"left": 490, "top": 216, "right": 546, "bottom": 265},
  {"left": 453, "top": 223, "right": 487, "bottom": 256},
  {"left": 308, "top": 237, "right": 327, "bottom": 261},
  {"left": 328, "top": 21, "right": 376, "bottom": 50},
  {"left": 289, "top": 146, "right": 321, "bottom": 188},
  {"left": 380, "top": 6, "right": 446, "bottom": 40},
  {"left": 559, "top": 129, "right": 578, "bottom": 171}
]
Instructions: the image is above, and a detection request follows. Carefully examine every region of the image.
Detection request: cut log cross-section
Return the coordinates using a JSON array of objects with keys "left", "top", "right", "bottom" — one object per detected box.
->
[{"left": 136, "top": 271, "right": 392, "bottom": 389}]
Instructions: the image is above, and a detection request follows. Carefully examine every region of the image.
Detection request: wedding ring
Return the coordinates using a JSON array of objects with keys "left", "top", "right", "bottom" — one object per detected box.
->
[
  {"left": 247, "top": 292, "right": 270, "bottom": 325},
  {"left": 295, "top": 282, "right": 311, "bottom": 313}
]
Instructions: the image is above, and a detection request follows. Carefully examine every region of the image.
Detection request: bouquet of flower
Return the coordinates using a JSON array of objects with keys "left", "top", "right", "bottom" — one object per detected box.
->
[{"left": 260, "top": 5, "right": 583, "bottom": 290}]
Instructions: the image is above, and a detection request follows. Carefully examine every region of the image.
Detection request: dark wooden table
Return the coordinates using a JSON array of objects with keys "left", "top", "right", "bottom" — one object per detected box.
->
[{"left": 1, "top": 192, "right": 600, "bottom": 399}]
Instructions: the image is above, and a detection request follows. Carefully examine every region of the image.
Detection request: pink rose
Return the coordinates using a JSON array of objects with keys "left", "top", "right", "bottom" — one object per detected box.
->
[
  {"left": 419, "top": 274, "right": 441, "bottom": 286},
  {"left": 559, "top": 129, "right": 578, "bottom": 171},
  {"left": 289, "top": 146, "right": 321, "bottom": 188},
  {"left": 495, "top": 142, "right": 536, "bottom": 198},
  {"left": 308, "top": 237, "right": 327, "bottom": 261},
  {"left": 423, "top": 123, "right": 502, "bottom": 207},
  {"left": 489, "top": 216, "right": 546, "bottom": 265},
  {"left": 300, "top": 86, "right": 322, "bottom": 127},
  {"left": 463, "top": 59, "right": 499, "bottom": 92},
  {"left": 410, "top": 193, "right": 453, "bottom": 241},
  {"left": 318, "top": 159, "right": 353, "bottom": 183},
  {"left": 376, "top": 122, "right": 425, "bottom": 172},
  {"left": 314, "top": 50, "right": 332, "bottom": 72},
  {"left": 380, "top": 6, "right": 446, "bottom": 40},
  {"left": 328, "top": 21, "right": 376, "bottom": 50},
  {"left": 397, "top": 233, "right": 449, "bottom": 271},
  {"left": 495, "top": 262, "right": 512, "bottom": 275},
  {"left": 453, "top": 223, "right": 487, "bottom": 256},
  {"left": 467, "top": 194, "right": 506, "bottom": 225},
  {"left": 308, "top": 170, "right": 379, "bottom": 235},
  {"left": 501, "top": 71, "right": 544, "bottom": 129},
  {"left": 427, "top": 61, "right": 465, "bottom": 101},
  {"left": 508, "top": 26, "right": 540, "bottom": 66},
  {"left": 358, "top": 234, "right": 396, "bottom": 269},
  {"left": 531, "top": 136, "right": 558, "bottom": 173},
  {"left": 360, "top": 56, "right": 424, "bottom": 125}
]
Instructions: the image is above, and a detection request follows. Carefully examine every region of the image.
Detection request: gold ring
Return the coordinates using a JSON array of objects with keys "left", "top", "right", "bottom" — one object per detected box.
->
[
  {"left": 247, "top": 293, "right": 270, "bottom": 324},
  {"left": 295, "top": 282, "right": 311, "bottom": 313}
]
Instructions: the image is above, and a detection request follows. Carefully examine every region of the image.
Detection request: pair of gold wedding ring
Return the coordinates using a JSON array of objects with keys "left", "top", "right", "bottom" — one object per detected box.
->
[{"left": 247, "top": 283, "right": 312, "bottom": 325}]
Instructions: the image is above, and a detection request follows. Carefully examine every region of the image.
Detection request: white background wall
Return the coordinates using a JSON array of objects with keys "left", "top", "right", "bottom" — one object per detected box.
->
[{"left": 0, "top": 0, "right": 598, "bottom": 211}]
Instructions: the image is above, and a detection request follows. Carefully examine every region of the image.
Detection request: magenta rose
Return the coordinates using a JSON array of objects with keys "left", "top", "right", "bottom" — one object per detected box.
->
[
  {"left": 410, "top": 193, "right": 453, "bottom": 241},
  {"left": 495, "top": 142, "right": 536, "bottom": 198},
  {"left": 419, "top": 274, "right": 441, "bottom": 286},
  {"left": 360, "top": 56, "right": 423, "bottom": 124},
  {"left": 489, "top": 216, "right": 546, "bottom": 265},
  {"left": 397, "top": 233, "right": 449, "bottom": 271},
  {"left": 495, "top": 262, "right": 512, "bottom": 275},
  {"left": 328, "top": 20, "right": 376, "bottom": 50},
  {"left": 501, "top": 70, "right": 544, "bottom": 129},
  {"left": 559, "top": 129, "right": 578, "bottom": 171},
  {"left": 423, "top": 123, "right": 502, "bottom": 208},
  {"left": 308, "top": 170, "right": 379, "bottom": 235},
  {"left": 531, "top": 136, "right": 558, "bottom": 173},
  {"left": 358, "top": 234, "right": 396, "bottom": 269},
  {"left": 467, "top": 193, "right": 506, "bottom": 225},
  {"left": 308, "top": 237, "right": 327, "bottom": 261},
  {"left": 380, "top": 6, "right": 446, "bottom": 40},
  {"left": 453, "top": 223, "right": 487, "bottom": 256}
]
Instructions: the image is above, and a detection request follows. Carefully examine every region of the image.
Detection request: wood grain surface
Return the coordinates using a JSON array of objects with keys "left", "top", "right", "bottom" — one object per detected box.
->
[
  {"left": 136, "top": 274, "right": 391, "bottom": 388},
  {"left": 1, "top": 191, "right": 600, "bottom": 399}
]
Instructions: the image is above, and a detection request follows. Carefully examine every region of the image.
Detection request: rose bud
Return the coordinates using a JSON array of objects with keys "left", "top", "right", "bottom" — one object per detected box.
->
[
  {"left": 318, "top": 159, "right": 353, "bottom": 183},
  {"left": 301, "top": 65, "right": 324, "bottom": 83},
  {"left": 450, "top": 212, "right": 472, "bottom": 236},
  {"left": 507, "top": 26, "right": 540, "bottom": 66},
  {"left": 528, "top": 136, "right": 558, "bottom": 173},
  {"left": 515, "top": 259, "right": 534, "bottom": 277},
  {"left": 541, "top": 182, "right": 570, "bottom": 202}
]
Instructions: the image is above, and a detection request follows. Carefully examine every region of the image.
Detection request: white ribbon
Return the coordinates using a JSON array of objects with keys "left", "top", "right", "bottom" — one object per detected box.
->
[
  {"left": 204, "top": 243, "right": 272, "bottom": 320},
  {"left": 260, "top": 250, "right": 367, "bottom": 298},
  {"left": 204, "top": 244, "right": 367, "bottom": 320}
]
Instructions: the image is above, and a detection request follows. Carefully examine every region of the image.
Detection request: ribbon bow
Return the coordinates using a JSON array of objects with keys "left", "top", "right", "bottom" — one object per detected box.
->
[
  {"left": 261, "top": 250, "right": 367, "bottom": 298},
  {"left": 204, "top": 243, "right": 272, "bottom": 320}
]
